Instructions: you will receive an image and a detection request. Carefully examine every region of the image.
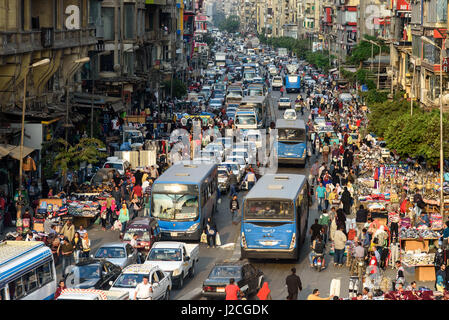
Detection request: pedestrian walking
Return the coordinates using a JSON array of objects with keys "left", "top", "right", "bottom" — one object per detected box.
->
[
  {"left": 60, "top": 236, "right": 73, "bottom": 277},
  {"left": 285, "top": 267, "right": 302, "bottom": 300},
  {"left": 72, "top": 231, "right": 83, "bottom": 263},
  {"left": 230, "top": 195, "right": 239, "bottom": 224},
  {"left": 340, "top": 187, "right": 353, "bottom": 215},
  {"left": 229, "top": 171, "right": 238, "bottom": 197},
  {"left": 315, "top": 182, "right": 326, "bottom": 212},
  {"left": 119, "top": 203, "right": 130, "bottom": 238},
  {"left": 225, "top": 278, "right": 242, "bottom": 300},
  {"left": 61, "top": 220, "right": 75, "bottom": 243},
  {"left": 134, "top": 276, "right": 153, "bottom": 300},
  {"left": 54, "top": 280, "right": 67, "bottom": 300},
  {"left": 81, "top": 233, "right": 91, "bottom": 258},
  {"left": 204, "top": 217, "right": 217, "bottom": 248},
  {"left": 333, "top": 226, "right": 347, "bottom": 267}
]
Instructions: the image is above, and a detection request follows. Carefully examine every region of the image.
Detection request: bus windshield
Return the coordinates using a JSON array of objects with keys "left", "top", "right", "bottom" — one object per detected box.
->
[
  {"left": 278, "top": 129, "right": 306, "bottom": 141},
  {"left": 152, "top": 193, "right": 199, "bottom": 221},
  {"left": 244, "top": 200, "right": 294, "bottom": 220}
]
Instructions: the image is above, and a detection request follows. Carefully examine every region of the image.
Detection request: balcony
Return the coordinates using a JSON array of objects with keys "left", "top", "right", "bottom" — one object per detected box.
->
[{"left": 0, "top": 28, "right": 96, "bottom": 56}]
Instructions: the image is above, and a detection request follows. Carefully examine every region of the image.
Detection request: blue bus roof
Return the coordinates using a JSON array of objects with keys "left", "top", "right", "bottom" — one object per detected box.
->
[
  {"left": 153, "top": 163, "right": 217, "bottom": 185},
  {"left": 276, "top": 119, "right": 306, "bottom": 129},
  {"left": 245, "top": 174, "right": 307, "bottom": 200}
]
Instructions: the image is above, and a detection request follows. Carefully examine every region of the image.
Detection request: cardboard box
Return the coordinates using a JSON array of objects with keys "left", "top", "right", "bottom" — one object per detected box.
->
[
  {"left": 415, "top": 266, "right": 436, "bottom": 282},
  {"left": 403, "top": 240, "right": 429, "bottom": 252}
]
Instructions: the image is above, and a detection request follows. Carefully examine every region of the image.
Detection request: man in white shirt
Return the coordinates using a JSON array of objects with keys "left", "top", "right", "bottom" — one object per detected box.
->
[{"left": 134, "top": 276, "right": 153, "bottom": 300}]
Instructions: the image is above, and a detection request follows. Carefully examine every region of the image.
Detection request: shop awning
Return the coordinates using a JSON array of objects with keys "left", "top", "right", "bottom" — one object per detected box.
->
[
  {"left": 111, "top": 101, "right": 125, "bottom": 112},
  {"left": 0, "top": 144, "right": 35, "bottom": 160}
]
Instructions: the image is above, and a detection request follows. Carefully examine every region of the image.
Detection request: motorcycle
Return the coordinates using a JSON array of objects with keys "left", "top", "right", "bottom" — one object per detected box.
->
[{"left": 312, "top": 253, "right": 326, "bottom": 272}]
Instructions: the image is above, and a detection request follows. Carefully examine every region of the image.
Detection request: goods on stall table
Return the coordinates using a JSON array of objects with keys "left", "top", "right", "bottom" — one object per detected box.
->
[{"left": 401, "top": 250, "right": 435, "bottom": 267}]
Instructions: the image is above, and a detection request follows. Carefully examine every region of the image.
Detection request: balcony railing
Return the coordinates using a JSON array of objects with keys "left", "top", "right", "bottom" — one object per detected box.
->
[{"left": 0, "top": 28, "right": 97, "bottom": 56}]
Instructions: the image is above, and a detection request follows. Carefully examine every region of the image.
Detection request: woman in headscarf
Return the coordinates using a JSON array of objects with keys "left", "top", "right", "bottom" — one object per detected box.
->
[
  {"left": 256, "top": 282, "right": 272, "bottom": 300},
  {"left": 340, "top": 187, "right": 353, "bottom": 216},
  {"left": 336, "top": 209, "right": 346, "bottom": 234},
  {"left": 81, "top": 233, "right": 91, "bottom": 258}
]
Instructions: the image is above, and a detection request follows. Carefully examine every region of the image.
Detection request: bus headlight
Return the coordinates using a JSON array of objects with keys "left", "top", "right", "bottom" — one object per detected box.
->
[
  {"left": 289, "top": 233, "right": 296, "bottom": 250},
  {"left": 187, "top": 223, "right": 200, "bottom": 232},
  {"left": 241, "top": 232, "right": 247, "bottom": 249}
]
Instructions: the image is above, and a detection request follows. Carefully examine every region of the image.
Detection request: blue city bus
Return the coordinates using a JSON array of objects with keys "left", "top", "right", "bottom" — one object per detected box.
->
[
  {"left": 151, "top": 163, "right": 218, "bottom": 241},
  {"left": 276, "top": 119, "right": 308, "bottom": 167},
  {"left": 284, "top": 74, "right": 301, "bottom": 93},
  {"left": 240, "top": 174, "right": 310, "bottom": 260}
]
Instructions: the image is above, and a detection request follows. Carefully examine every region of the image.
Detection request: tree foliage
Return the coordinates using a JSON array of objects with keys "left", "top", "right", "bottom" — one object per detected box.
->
[
  {"left": 218, "top": 15, "right": 240, "bottom": 33},
  {"left": 42, "top": 138, "right": 106, "bottom": 179},
  {"left": 162, "top": 79, "right": 187, "bottom": 99},
  {"left": 346, "top": 34, "right": 390, "bottom": 66}
]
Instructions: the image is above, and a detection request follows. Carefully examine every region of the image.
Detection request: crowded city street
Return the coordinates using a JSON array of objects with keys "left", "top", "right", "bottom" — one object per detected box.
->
[{"left": 2, "top": 0, "right": 449, "bottom": 304}]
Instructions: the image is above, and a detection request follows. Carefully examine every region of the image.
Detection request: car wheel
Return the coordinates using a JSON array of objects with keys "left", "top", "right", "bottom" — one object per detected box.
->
[
  {"left": 178, "top": 273, "right": 184, "bottom": 288},
  {"left": 189, "top": 263, "right": 195, "bottom": 278},
  {"left": 165, "top": 288, "right": 170, "bottom": 300}
]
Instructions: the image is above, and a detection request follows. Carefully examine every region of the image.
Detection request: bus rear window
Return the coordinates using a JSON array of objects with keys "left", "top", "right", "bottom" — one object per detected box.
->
[
  {"left": 278, "top": 129, "right": 306, "bottom": 141},
  {"left": 244, "top": 200, "right": 294, "bottom": 220}
]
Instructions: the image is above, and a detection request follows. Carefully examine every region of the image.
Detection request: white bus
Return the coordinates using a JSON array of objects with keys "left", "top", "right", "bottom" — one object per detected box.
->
[{"left": 0, "top": 241, "right": 57, "bottom": 300}]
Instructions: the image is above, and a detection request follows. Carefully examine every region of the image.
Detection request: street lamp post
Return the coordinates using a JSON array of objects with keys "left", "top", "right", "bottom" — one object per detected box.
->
[
  {"left": 18, "top": 58, "right": 50, "bottom": 221},
  {"left": 422, "top": 36, "right": 446, "bottom": 215}
]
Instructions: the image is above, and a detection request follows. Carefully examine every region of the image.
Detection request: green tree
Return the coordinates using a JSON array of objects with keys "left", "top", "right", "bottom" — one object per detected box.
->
[
  {"left": 42, "top": 137, "right": 106, "bottom": 182},
  {"left": 218, "top": 15, "right": 240, "bottom": 33},
  {"left": 162, "top": 79, "right": 187, "bottom": 99}
]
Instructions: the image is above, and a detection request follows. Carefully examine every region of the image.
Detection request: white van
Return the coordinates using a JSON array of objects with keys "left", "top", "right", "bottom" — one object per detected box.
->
[{"left": 102, "top": 157, "right": 131, "bottom": 175}]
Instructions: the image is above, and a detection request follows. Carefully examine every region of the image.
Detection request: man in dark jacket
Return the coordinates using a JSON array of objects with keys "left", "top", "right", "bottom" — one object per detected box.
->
[
  {"left": 229, "top": 172, "right": 238, "bottom": 197},
  {"left": 286, "top": 267, "right": 302, "bottom": 300}
]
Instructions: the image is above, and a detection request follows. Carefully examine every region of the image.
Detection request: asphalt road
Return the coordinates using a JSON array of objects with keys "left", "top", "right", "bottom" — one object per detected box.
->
[{"left": 51, "top": 88, "right": 419, "bottom": 300}]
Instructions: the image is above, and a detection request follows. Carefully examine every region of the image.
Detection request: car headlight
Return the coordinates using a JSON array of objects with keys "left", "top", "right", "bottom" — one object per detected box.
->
[
  {"left": 187, "top": 223, "right": 200, "bottom": 232},
  {"left": 172, "top": 268, "right": 182, "bottom": 277}
]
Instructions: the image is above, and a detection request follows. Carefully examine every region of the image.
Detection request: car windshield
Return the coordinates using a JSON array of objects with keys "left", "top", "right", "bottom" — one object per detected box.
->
[
  {"left": 244, "top": 200, "right": 294, "bottom": 220},
  {"left": 123, "top": 229, "right": 151, "bottom": 241},
  {"left": 236, "top": 114, "right": 256, "bottom": 125},
  {"left": 209, "top": 266, "right": 241, "bottom": 278},
  {"left": 218, "top": 169, "right": 229, "bottom": 178},
  {"left": 211, "top": 99, "right": 222, "bottom": 104},
  {"left": 95, "top": 247, "right": 126, "bottom": 259},
  {"left": 148, "top": 248, "right": 182, "bottom": 261},
  {"left": 152, "top": 193, "right": 199, "bottom": 221},
  {"left": 104, "top": 163, "right": 123, "bottom": 170},
  {"left": 280, "top": 98, "right": 290, "bottom": 102},
  {"left": 76, "top": 264, "right": 101, "bottom": 281},
  {"left": 113, "top": 273, "right": 145, "bottom": 288},
  {"left": 278, "top": 129, "right": 306, "bottom": 141}
]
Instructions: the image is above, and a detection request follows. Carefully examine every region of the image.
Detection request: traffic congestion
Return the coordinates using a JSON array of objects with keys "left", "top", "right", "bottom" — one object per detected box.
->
[{"left": 1, "top": 28, "right": 447, "bottom": 303}]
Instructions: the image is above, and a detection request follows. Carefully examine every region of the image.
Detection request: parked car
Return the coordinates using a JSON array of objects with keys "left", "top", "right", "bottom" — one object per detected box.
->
[
  {"left": 145, "top": 242, "right": 199, "bottom": 289},
  {"left": 93, "top": 242, "right": 139, "bottom": 269},
  {"left": 201, "top": 260, "right": 264, "bottom": 299},
  {"left": 109, "top": 264, "right": 172, "bottom": 300},
  {"left": 64, "top": 258, "right": 122, "bottom": 290}
]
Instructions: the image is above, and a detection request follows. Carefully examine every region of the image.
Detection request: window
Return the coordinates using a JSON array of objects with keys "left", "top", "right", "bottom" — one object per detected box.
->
[
  {"left": 23, "top": 270, "right": 39, "bottom": 293},
  {"left": 102, "top": 7, "right": 115, "bottom": 40},
  {"left": 8, "top": 278, "right": 25, "bottom": 300},
  {"left": 151, "top": 271, "right": 159, "bottom": 283},
  {"left": 124, "top": 4, "right": 135, "bottom": 39},
  {"left": 0, "top": 287, "right": 5, "bottom": 300},
  {"left": 156, "top": 271, "right": 165, "bottom": 281},
  {"left": 36, "top": 262, "right": 53, "bottom": 286}
]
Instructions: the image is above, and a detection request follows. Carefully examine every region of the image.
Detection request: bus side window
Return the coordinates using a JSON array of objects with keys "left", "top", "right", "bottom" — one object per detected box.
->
[
  {"left": 23, "top": 269, "right": 39, "bottom": 293},
  {"left": 8, "top": 277, "right": 25, "bottom": 300},
  {"left": 0, "top": 287, "right": 5, "bottom": 300},
  {"left": 36, "top": 262, "right": 53, "bottom": 286}
]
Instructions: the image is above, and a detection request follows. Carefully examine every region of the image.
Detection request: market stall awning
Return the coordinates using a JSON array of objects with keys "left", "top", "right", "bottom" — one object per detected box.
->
[{"left": 0, "top": 144, "right": 35, "bottom": 160}]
